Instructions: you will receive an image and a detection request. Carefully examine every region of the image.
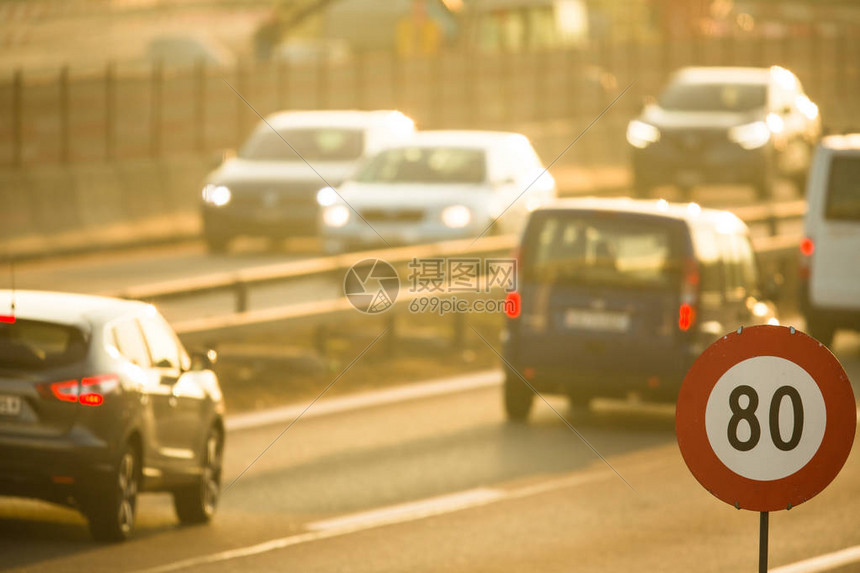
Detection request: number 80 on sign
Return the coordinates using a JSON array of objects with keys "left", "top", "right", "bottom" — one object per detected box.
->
[{"left": 676, "top": 325, "right": 855, "bottom": 512}]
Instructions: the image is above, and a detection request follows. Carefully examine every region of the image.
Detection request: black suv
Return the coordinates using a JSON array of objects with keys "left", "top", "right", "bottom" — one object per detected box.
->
[{"left": 0, "top": 291, "right": 225, "bottom": 541}]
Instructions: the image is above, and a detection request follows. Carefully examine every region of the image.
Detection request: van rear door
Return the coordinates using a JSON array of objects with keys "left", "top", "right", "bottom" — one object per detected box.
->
[
  {"left": 810, "top": 153, "right": 860, "bottom": 309},
  {"left": 516, "top": 210, "right": 689, "bottom": 377}
]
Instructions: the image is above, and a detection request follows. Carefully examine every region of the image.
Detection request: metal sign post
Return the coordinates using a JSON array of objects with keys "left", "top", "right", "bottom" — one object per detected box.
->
[{"left": 760, "top": 511, "right": 768, "bottom": 573}]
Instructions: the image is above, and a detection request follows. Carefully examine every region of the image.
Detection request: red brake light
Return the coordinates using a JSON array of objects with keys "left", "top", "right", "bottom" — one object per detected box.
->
[
  {"left": 0, "top": 315, "right": 15, "bottom": 324},
  {"left": 505, "top": 291, "right": 521, "bottom": 318},
  {"left": 800, "top": 237, "right": 814, "bottom": 257},
  {"left": 41, "top": 374, "right": 119, "bottom": 405},
  {"left": 80, "top": 393, "right": 104, "bottom": 406},
  {"left": 678, "top": 303, "right": 695, "bottom": 331},
  {"left": 50, "top": 379, "right": 80, "bottom": 402}
]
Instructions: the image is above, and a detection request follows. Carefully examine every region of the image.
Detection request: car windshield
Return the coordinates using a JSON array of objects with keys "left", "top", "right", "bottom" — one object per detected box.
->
[
  {"left": 355, "top": 147, "right": 486, "bottom": 184},
  {"left": 825, "top": 155, "right": 860, "bottom": 221},
  {"left": 658, "top": 81, "right": 767, "bottom": 112},
  {"left": 524, "top": 213, "right": 684, "bottom": 288},
  {"left": 239, "top": 128, "right": 364, "bottom": 161},
  {"left": 0, "top": 320, "right": 88, "bottom": 371}
]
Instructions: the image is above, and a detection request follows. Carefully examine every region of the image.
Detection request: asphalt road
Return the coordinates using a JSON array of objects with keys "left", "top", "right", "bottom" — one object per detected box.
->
[{"left": 1, "top": 322, "right": 858, "bottom": 573}]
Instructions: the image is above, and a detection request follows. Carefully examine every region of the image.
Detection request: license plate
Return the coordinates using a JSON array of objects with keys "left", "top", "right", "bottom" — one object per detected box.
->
[
  {"left": 0, "top": 394, "right": 22, "bottom": 417},
  {"left": 564, "top": 309, "right": 630, "bottom": 332}
]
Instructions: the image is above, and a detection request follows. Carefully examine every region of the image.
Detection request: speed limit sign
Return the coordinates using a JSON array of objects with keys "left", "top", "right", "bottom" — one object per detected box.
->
[{"left": 676, "top": 325, "right": 856, "bottom": 512}]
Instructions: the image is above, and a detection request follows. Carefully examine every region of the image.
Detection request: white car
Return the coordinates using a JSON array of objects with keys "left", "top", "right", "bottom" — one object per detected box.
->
[
  {"left": 318, "top": 131, "right": 557, "bottom": 252},
  {"left": 799, "top": 133, "right": 860, "bottom": 347},
  {"left": 200, "top": 110, "right": 415, "bottom": 252}
]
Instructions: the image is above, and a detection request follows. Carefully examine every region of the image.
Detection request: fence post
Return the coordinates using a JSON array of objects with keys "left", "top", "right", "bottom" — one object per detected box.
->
[
  {"left": 12, "top": 69, "right": 22, "bottom": 167},
  {"left": 235, "top": 281, "right": 249, "bottom": 313},
  {"left": 151, "top": 60, "right": 163, "bottom": 159},
  {"left": 277, "top": 60, "right": 290, "bottom": 110},
  {"left": 317, "top": 57, "right": 329, "bottom": 110},
  {"left": 105, "top": 61, "right": 115, "bottom": 161},
  {"left": 59, "top": 66, "right": 69, "bottom": 164},
  {"left": 195, "top": 58, "right": 206, "bottom": 154}
]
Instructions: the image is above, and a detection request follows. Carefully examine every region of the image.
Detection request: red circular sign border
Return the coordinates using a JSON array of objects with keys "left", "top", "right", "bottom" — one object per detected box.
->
[{"left": 676, "top": 325, "right": 856, "bottom": 512}]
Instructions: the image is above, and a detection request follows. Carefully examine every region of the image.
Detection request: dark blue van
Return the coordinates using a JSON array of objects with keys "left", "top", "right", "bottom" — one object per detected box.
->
[{"left": 502, "top": 197, "right": 778, "bottom": 421}]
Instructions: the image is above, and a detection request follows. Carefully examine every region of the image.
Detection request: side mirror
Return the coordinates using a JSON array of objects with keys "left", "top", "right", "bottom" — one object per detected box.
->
[{"left": 190, "top": 349, "right": 218, "bottom": 371}]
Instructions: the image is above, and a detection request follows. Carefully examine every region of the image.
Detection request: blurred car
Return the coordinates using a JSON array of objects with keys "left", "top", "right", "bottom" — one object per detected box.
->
[
  {"left": 799, "top": 134, "right": 860, "bottom": 347},
  {"left": 0, "top": 291, "right": 224, "bottom": 541},
  {"left": 502, "top": 197, "right": 778, "bottom": 421},
  {"left": 145, "top": 34, "right": 236, "bottom": 69},
  {"left": 318, "top": 131, "right": 556, "bottom": 252},
  {"left": 627, "top": 66, "right": 821, "bottom": 199},
  {"left": 201, "top": 110, "right": 415, "bottom": 252}
]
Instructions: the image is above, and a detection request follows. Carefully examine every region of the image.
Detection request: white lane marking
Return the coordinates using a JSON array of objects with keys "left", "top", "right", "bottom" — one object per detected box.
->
[
  {"left": 306, "top": 488, "right": 504, "bottom": 532},
  {"left": 225, "top": 369, "right": 502, "bottom": 431},
  {"left": 134, "top": 469, "right": 615, "bottom": 573},
  {"left": 770, "top": 545, "right": 860, "bottom": 573}
]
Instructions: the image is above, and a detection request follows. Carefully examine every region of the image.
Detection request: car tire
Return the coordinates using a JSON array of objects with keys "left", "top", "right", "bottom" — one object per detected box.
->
[
  {"left": 86, "top": 442, "right": 140, "bottom": 543},
  {"left": 807, "top": 317, "right": 836, "bottom": 348},
  {"left": 205, "top": 235, "right": 231, "bottom": 254},
  {"left": 504, "top": 371, "right": 534, "bottom": 422},
  {"left": 173, "top": 427, "right": 223, "bottom": 525}
]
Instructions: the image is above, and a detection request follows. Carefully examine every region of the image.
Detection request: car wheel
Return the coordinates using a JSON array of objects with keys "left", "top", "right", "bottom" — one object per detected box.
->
[
  {"left": 205, "top": 235, "right": 231, "bottom": 254},
  {"left": 807, "top": 318, "right": 836, "bottom": 348},
  {"left": 173, "top": 428, "right": 223, "bottom": 525},
  {"left": 504, "top": 371, "right": 534, "bottom": 422},
  {"left": 86, "top": 443, "right": 139, "bottom": 543}
]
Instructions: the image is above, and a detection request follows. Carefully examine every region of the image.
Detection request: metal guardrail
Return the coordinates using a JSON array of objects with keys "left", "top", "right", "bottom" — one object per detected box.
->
[
  {"left": 173, "top": 231, "right": 802, "bottom": 349},
  {"left": 106, "top": 200, "right": 806, "bottom": 316}
]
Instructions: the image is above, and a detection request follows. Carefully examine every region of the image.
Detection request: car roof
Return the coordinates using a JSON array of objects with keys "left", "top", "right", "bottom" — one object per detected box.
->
[
  {"left": 394, "top": 130, "right": 528, "bottom": 149},
  {"left": 820, "top": 133, "right": 860, "bottom": 151},
  {"left": 672, "top": 66, "right": 773, "bottom": 85},
  {"left": 264, "top": 110, "right": 412, "bottom": 130},
  {"left": 0, "top": 290, "right": 148, "bottom": 328},
  {"left": 535, "top": 197, "right": 745, "bottom": 231}
]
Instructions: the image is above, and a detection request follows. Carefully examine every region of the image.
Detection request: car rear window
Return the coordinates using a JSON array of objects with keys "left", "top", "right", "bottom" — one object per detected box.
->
[
  {"left": 825, "top": 155, "right": 860, "bottom": 221},
  {"left": 355, "top": 147, "right": 487, "bottom": 184},
  {"left": 239, "top": 128, "right": 365, "bottom": 161},
  {"left": 0, "top": 320, "right": 88, "bottom": 370},
  {"left": 523, "top": 212, "right": 685, "bottom": 289},
  {"left": 658, "top": 81, "right": 767, "bottom": 112}
]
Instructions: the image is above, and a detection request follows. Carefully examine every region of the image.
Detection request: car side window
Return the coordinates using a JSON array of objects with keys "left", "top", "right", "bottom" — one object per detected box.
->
[
  {"left": 691, "top": 226, "right": 722, "bottom": 295},
  {"left": 733, "top": 234, "right": 759, "bottom": 293},
  {"left": 138, "top": 315, "right": 182, "bottom": 370},
  {"left": 112, "top": 319, "right": 151, "bottom": 367},
  {"left": 718, "top": 232, "right": 745, "bottom": 301}
]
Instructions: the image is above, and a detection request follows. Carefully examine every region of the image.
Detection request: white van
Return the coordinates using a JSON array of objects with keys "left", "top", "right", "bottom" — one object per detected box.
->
[{"left": 799, "top": 134, "right": 860, "bottom": 346}]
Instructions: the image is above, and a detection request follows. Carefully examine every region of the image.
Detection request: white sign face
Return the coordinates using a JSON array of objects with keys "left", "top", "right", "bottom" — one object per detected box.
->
[{"left": 704, "top": 356, "right": 827, "bottom": 482}]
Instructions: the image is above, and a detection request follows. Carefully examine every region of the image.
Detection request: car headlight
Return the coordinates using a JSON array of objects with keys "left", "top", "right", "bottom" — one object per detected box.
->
[
  {"left": 316, "top": 186, "right": 338, "bottom": 207},
  {"left": 441, "top": 205, "right": 472, "bottom": 228},
  {"left": 202, "top": 184, "right": 232, "bottom": 207},
  {"left": 626, "top": 120, "right": 661, "bottom": 148},
  {"left": 323, "top": 205, "right": 350, "bottom": 227},
  {"left": 728, "top": 121, "right": 771, "bottom": 150}
]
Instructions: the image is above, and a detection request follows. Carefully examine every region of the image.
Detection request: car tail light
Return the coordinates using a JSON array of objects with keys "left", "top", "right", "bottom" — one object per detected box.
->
[
  {"left": 678, "top": 258, "right": 699, "bottom": 332},
  {"left": 0, "top": 315, "right": 15, "bottom": 324},
  {"left": 505, "top": 291, "right": 521, "bottom": 318},
  {"left": 799, "top": 237, "right": 814, "bottom": 280},
  {"left": 38, "top": 374, "right": 120, "bottom": 406}
]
